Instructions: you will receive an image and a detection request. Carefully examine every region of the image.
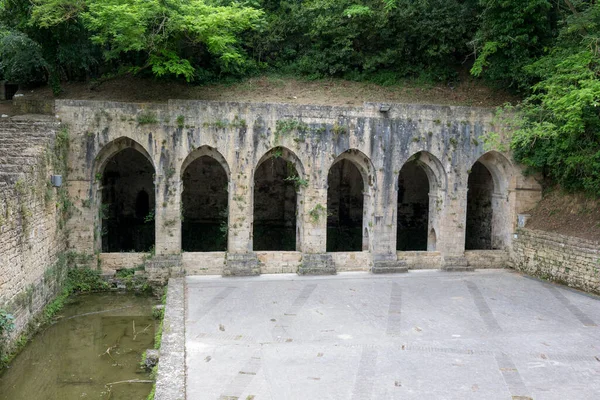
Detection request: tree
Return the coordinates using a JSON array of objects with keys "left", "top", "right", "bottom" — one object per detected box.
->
[
  {"left": 471, "top": 0, "right": 553, "bottom": 90},
  {"left": 30, "top": 0, "right": 264, "bottom": 82},
  {"left": 505, "top": 3, "right": 600, "bottom": 195}
]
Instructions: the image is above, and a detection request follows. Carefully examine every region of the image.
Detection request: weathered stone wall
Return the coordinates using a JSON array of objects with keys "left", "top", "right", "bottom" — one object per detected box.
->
[
  {"left": 54, "top": 99, "right": 541, "bottom": 276},
  {"left": 511, "top": 228, "right": 600, "bottom": 294},
  {"left": 0, "top": 117, "right": 66, "bottom": 346}
]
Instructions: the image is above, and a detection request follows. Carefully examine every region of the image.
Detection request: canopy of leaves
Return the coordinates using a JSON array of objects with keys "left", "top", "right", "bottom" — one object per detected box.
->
[
  {"left": 507, "top": 2, "right": 600, "bottom": 196},
  {"left": 28, "top": 0, "right": 264, "bottom": 82}
]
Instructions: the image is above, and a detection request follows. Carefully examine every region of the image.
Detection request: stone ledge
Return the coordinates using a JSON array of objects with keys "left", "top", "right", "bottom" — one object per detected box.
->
[
  {"left": 155, "top": 277, "right": 186, "bottom": 400},
  {"left": 372, "top": 260, "right": 408, "bottom": 274}
]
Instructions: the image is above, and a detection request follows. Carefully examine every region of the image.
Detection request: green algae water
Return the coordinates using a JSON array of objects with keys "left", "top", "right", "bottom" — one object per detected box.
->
[{"left": 0, "top": 292, "right": 157, "bottom": 400}]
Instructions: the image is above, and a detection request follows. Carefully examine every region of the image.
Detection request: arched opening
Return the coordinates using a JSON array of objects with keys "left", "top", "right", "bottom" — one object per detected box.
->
[
  {"left": 466, "top": 161, "right": 494, "bottom": 250},
  {"left": 253, "top": 152, "right": 301, "bottom": 251},
  {"left": 327, "top": 159, "right": 364, "bottom": 252},
  {"left": 397, "top": 160, "right": 429, "bottom": 251},
  {"left": 428, "top": 228, "right": 437, "bottom": 251},
  {"left": 181, "top": 155, "right": 228, "bottom": 252},
  {"left": 101, "top": 148, "right": 155, "bottom": 252}
]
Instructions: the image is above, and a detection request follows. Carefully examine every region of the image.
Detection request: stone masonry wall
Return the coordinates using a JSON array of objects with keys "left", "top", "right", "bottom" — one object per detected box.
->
[
  {"left": 0, "top": 117, "right": 66, "bottom": 348},
  {"left": 55, "top": 99, "right": 542, "bottom": 276},
  {"left": 512, "top": 228, "right": 600, "bottom": 295}
]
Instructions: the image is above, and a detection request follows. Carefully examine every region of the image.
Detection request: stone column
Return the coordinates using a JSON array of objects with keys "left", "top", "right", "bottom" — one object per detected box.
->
[
  {"left": 224, "top": 173, "right": 259, "bottom": 276},
  {"left": 154, "top": 174, "right": 181, "bottom": 255},
  {"left": 298, "top": 186, "right": 335, "bottom": 275},
  {"left": 146, "top": 173, "right": 183, "bottom": 283},
  {"left": 371, "top": 181, "right": 407, "bottom": 274},
  {"left": 439, "top": 186, "right": 470, "bottom": 271}
]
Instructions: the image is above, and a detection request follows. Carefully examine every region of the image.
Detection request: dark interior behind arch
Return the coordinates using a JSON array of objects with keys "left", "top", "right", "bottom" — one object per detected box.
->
[
  {"left": 101, "top": 148, "right": 155, "bottom": 252},
  {"left": 182, "top": 155, "right": 228, "bottom": 252},
  {"left": 327, "top": 159, "right": 364, "bottom": 252},
  {"left": 253, "top": 157, "right": 298, "bottom": 251},
  {"left": 466, "top": 161, "right": 494, "bottom": 250},
  {"left": 397, "top": 160, "right": 429, "bottom": 251}
]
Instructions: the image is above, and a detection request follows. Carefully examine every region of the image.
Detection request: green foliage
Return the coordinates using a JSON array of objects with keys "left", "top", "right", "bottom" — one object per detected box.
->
[
  {"left": 147, "top": 385, "right": 156, "bottom": 400},
  {"left": 255, "top": 0, "right": 477, "bottom": 81},
  {"left": 30, "top": 0, "right": 265, "bottom": 81},
  {"left": 309, "top": 204, "right": 327, "bottom": 223},
  {"left": 144, "top": 210, "right": 155, "bottom": 223},
  {"left": 176, "top": 115, "right": 185, "bottom": 128},
  {"left": 152, "top": 306, "right": 164, "bottom": 320},
  {"left": 284, "top": 175, "right": 308, "bottom": 190},
  {"left": 504, "top": 3, "right": 600, "bottom": 195},
  {"left": 0, "top": 30, "right": 48, "bottom": 84},
  {"left": 471, "top": 0, "right": 553, "bottom": 90},
  {"left": 0, "top": 309, "right": 15, "bottom": 337},
  {"left": 137, "top": 111, "right": 158, "bottom": 125},
  {"left": 65, "top": 266, "right": 108, "bottom": 293}
]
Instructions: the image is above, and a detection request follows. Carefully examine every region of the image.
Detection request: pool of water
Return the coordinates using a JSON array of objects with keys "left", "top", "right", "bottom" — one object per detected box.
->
[{"left": 0, "top": 292, "right": 158, "bottom": 400}]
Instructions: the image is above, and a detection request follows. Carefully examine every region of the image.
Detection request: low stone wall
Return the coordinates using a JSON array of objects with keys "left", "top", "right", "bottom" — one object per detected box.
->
[
  {"left": 512, "top": 228, "right": 600, "bottom": 294},
  {"left": 257, "top": 251, "right": 302, "bottom": 274},
  {"left": 466, "top": 250, "right": 509, "bottom": 269},
  {"left": 399, "top": 251, "right": 442, "bottom": 269},
  {"left": 333, "top": 252, "right": 372, "bottom": 272},
  {"left": 99, "top": 252, "right": 146, "bottom": 271},
  {"left": 12, "top": 98, "right": 55, "bottom": 115},
  {"left": 182, "top": 252, "right": 225, "bottom": 275}
]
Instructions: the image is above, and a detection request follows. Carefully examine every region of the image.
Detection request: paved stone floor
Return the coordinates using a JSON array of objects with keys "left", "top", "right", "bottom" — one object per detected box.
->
[{"left": 185, "top": 269, "right": 600, "bottom": 400}]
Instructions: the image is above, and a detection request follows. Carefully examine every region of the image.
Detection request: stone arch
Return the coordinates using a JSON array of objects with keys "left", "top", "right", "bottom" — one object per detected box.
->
[
  {"left": 254, "top": 146, "right": 307, "bottom": 179},
  {"left": 93, "top": 137, "right": 154, "bottom": 180},
  {"left": 181, "top": 146, "right": 231, "bottom": 179},
  {"left": 327, "top": 149, "right": 375, "bottom": 252},
  {"left": 428, "top": 228, "right": 437, "bottom": 252},
  {"left": 397, "top": 151, "right": 446, "bottom": 251},
  {"left": 328, "top": 148, "right": 377, "bottom": 193},
  {"left": 466, "top": 151, "right": 514, "bottom": 250},
  {"left": 180, "top": 146, "right": 230, "bottom": 252},
  {"left": 252, "top": 147, "right": 306, "bottom": 251},
  {"left": 93, "top": 138, "right": 156, "bottom": 253}
]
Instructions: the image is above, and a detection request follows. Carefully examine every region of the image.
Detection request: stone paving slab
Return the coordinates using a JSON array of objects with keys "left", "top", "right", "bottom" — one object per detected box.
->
[{"left": 185, "top": 270, "right": 600, "bottom": 400}]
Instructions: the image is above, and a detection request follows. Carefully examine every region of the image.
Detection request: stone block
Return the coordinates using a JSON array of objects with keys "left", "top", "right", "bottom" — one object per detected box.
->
[
  {"left": 442, "top": 255, "right": 473, "bottom": 272},
  {"left": 298, "top": 253, "right": 336, "bottom": 275},
  {"left": 372, "top": 260, "right": 408, "bottom": 274},
  {"left": 223, "top": 252, "right": 260, "bottom": 276}
]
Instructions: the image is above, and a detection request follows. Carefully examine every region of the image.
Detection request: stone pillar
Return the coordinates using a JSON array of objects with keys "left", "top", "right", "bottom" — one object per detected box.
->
[
  {"left": 371, "top": 183, "right": 407, "bottom": 274},
  {"left": 224, "top": 174, "right": 259, "bottom": 276},
  {"left": 155, "top": 174, "right": 181, "bottom": 255},
  {"left": 298, "top": 186, "right": 335, "bottom": 275},
  {"left": 440, "top": 186, "right": 471, "bottom": 271}
]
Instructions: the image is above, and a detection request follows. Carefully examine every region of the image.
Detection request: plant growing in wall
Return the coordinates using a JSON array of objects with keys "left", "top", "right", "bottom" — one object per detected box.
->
[
  {"left": 284, "top": 175, "right": 308, "bottom": 190},
  {"left": 0, "top": 309, "right": 15, "bottom": 338},
  {"left": 309, "top": 204, "right": 327, "bottom": 223},
  {"left": 137, "top": 111, "right": 158, "bottom": 125},
  {"left": 144, "top": 210, "right": 155, "bottom": 223}
]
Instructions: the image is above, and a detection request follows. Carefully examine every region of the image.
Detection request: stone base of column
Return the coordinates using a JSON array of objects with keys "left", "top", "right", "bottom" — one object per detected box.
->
[
  {"left": 223, "top": 253, "right": 260, "bottom": 276},
  {"left": 442, "top": 255, "right": 473, "bottom": 272},
  {"left": 146, "top": 254, "right": 184, "bottom": 284},
  {"left": 372, "top": 260, "right": 408, "bottom": 274},
  {"left": 298, "top": 253, "right": 336, "bottom": 275}
]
